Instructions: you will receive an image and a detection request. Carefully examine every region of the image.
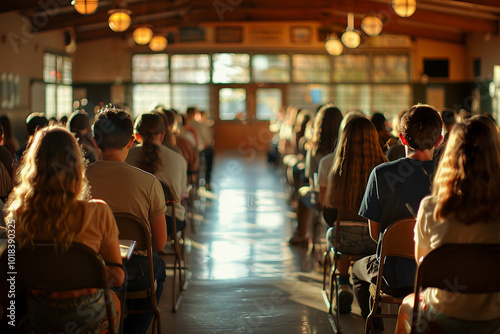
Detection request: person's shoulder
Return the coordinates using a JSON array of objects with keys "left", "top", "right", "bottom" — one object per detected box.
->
[{"left": 84, "top": 199, "right": 112, "bottom": 213}]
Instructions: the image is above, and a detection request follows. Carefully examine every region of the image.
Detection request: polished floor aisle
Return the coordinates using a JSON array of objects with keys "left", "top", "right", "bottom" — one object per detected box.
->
[{"left": 159, "top": 153, "right": 381, "bottom": 334}]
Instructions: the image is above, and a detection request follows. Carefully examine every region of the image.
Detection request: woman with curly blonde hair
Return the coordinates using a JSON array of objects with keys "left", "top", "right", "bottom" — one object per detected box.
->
[
  {"left": 323, "top": 116, "right": 388, "bottom": 313},
  {"left": 395, "top": 115, "right": 500, "bottom": 333},
  {"left": 5, "top": 126, "right": 124, "bottom": 332}
]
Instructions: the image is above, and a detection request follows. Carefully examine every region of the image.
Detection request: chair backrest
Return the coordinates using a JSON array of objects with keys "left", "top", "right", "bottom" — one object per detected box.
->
[
  {"left": 411, "top": 243, "right": 500, "bottom": 333},
  {"left": 113, "top": 212, "right": 152, "bottom": 251},
  {"left": 161, "top": 181, "right": 178, "bottom": 206},
  {"left": 380, "top": 217, "right": 416, "bottom": 259},
  {"left": 415, "top": 243, "right": 500, "bottom": 294},
  {"left": 15, "top": 241, "right": 109, "bottom": 291}
]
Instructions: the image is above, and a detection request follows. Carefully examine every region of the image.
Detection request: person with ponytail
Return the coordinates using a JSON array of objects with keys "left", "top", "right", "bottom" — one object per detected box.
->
[{"left": 126, "top": 113, "right": 188, "bottom": 235}]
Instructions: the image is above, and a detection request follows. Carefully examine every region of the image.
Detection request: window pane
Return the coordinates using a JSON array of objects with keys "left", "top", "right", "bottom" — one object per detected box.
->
[
  {"left": 219, "top": 88, "right": 246, "bottom": 120},
  {"left": 372, "top": 55, "right": 409, "bottom": 83},
  {"left": 252, "top": 54, "right": 290, "bottom": 83},
  {"left": 372, "top": 84, "right": 411, "bottom": 117},
  {"left": 333, "top": 84, "right": 370, "bottom": 112},
  {"left": 62, "top": 58, "right": 72, "bottom": 85},
  {"left": 132, "top": 54, "right": 169, "bottom": 83},
  {"left": 212, "top": 53, "right": 250, "bottom": 83},
  {"left": 256, "top": 88, "right": 282, "bottom": 120},
  {"left": 292, "top": 54, "right": 330, "bottom": 83},
  {"left": 132, "top": 84, "right": 170, "bottom": 117},
  {"left": 43, "top": 53, "right": 56, "bottom": 83},
  {"left": 171, "top": 54, "right": 210, "bottom": 83},
  {"left": 45, "top": 84, "right": 56, "bottom": 118},
  {"left": 172, "top": 85, "right": 209, "bottom": 113},
  {"left": 333, "top": 55, "right": 369, "bottom": 82},
  {"left": 57, "top": 85, "right": 73, "bottom": 119},
  {"left": 287, "top": 84, "right": 330, "bottom": 111}
]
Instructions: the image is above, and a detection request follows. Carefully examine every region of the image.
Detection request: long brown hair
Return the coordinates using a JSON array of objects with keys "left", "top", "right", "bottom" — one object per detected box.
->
[
  {"left": 311, "top": 104, "right": 343, "bottom": 156},
  {"left": 433, "top": 116, "right": 500, "bottom": 223},
  {"left": 134, "top": 113, "right": 165, "bottom": 174},
  {"left": 6, "top": 126, "right": 89, "bottom": 250},
  {"left": 324, "top": 116, "right": 388, "bottom": 212}
]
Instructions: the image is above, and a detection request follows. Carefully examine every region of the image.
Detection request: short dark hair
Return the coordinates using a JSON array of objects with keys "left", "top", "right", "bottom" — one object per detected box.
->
[
  {"left": 68, "top": 111, "right": 90, "bottom": 134},
  {"left": 401, "top": 104, "right": 443, "bottom": 151},
  {"left": 92, "top": 108, "right": 133, "bottom": 151},
  {"left": 186, "top": 107, "right": 197, "bottom": 116},
  {"left": 370, "top": 112, "right": 387, "bottom": 133},
  {"left": 26, "top": 113, "right": 49, "bottom": 136}
]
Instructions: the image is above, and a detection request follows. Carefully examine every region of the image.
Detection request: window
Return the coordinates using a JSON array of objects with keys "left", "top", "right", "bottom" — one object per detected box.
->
[
  {"left": 372, "top": 55, "right": 409, "bottom": 83},
  {"left": 292, "top": 54, "right": 330, "bottom": 83},
  {"left": 333, "top": 84, "right": 371, "bottom": 112},
  {"left": 332, "top": 55, "right": 369, "bottom": 82},
  {"left": 287, "top": 84, "right": 330, "bottom": 112},
  {"left": 256, "top": 88, "right": 282, "bottom": 120},
  {"left": 172, "top": 85, "right": 209, "bottom": 113},
  {"left": 43, "top": 52, "right": 72, "bottom": 119},
  {"left": 252, "top": 54, "right": 290, "bottom": 83},
  {"left": 219, "top": 88, "right": 246, "bottom": 120},
  {"left": 132, "top": 84, "right": 170, "bottom": 115},
  {"left": 171, "top": 54, "right": 210, "bottom": 83},
  {"left": 132, "top": 54, "right": 169, "bottom": 83},
  {"left": 212, "top": 53, "right": 250, "bottom": 83},
  {"left": 372, "top": 84, "right": 411, "bottom": 115}
]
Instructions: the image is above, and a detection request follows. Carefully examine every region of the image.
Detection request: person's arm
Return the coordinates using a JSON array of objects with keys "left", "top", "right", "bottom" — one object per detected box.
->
[
  {"left": 101, "top": 238, "right": 125, "bottom": 287},
  {"left": 369, "top": 220, "right": 380, "bottom": 242},
  {"left": 150, "top": 214, "right": 167, "bottom": 252}
]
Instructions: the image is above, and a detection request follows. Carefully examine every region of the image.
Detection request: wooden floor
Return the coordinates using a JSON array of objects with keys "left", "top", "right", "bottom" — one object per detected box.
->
[{"left": 158, "top": 153, "right": 396, "bottom": 334}]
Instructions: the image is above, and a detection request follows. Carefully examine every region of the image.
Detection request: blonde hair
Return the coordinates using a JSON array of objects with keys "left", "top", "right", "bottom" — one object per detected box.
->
[
  {"left": 325, "top": 116, "right": 388, "bottom": 212},
  {"left": 433, "top": 116, "right": 500, "bottom": 223},
  {"left": 6, "top": 126, "right": 90, "bottom": 250}
]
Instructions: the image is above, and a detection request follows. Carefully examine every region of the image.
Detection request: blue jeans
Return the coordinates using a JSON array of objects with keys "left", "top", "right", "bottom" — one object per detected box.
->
[
  {"left": 326, "top": 225, "right": 377, "bottom": 255},
  {"left": 122, "top": 253, "right": 166, "bottom": 334}
]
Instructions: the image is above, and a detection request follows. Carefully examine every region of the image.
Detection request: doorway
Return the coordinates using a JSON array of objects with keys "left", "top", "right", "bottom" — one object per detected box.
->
[{"left": 213, "top": 84, "right": 285, "bottom": 155}]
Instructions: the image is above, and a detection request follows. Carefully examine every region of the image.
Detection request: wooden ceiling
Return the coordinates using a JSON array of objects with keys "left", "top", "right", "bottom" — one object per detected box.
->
[{"left": 2, "top": 0, "right": 500, "bottom": 44}]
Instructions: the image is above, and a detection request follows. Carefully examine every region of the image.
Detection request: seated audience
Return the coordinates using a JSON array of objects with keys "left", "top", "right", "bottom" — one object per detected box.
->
[
  {"left": 323, "top": 116, "right": 387, "bottom": 313},
  {"left": 87, "top": 108, "right": 167, "bottom": 334},
  {"left": 395, "top": 115, "right": 500, "bottom": 333},
  {"left": 289, "top": 105, "right": 343, "bottom": 246},
  {"left": 352, "top": 104, "right": 443, "bottom": 333},
  {"left": 386, "top": 109, "right": 407, "bottom": 161},
  {"left": 371, "top": 112, "right": 393, "bottom": 154},
  {"left": 126, "top": 113, "right": 188, "bottom": 235},
  {"left": 4, "top": 126, "right": 124, "bottom": 331}
]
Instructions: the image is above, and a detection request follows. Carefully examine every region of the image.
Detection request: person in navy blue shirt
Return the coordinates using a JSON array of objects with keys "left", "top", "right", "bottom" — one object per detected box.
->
[{"left": 352, "top": 104, "right": 443, "bottom": 333}]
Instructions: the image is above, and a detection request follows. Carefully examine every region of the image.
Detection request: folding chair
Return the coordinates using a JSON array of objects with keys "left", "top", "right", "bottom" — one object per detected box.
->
[
  {"left": 159, "top": 181, "right": 186, "bottom": 313},
  {"left": 6, "top": 242, "right": 117, "bottom": 333},
  {"left": 365, "top": 218, "right": 416, "bottom": 334},
  {"left": 410, "top": 243, "right": 500, "bottom": 334},
  {"left": 113, "top": 212, "right": 162, "bottom": 334},
  {"left": 322, "top": 209, "right": 368, "bottom": 333}
]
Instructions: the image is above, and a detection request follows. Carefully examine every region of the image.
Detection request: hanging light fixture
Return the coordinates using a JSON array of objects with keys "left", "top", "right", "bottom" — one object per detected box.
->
[
  {"left": 133, "top": 26, "right": 153, "bottom": 45},
  {"left": 325, "top": 35, "right": 343, "bottom": 56},
  {"left": 341, "top": 13, "right": 361, "bottom": 49},
  {"left": 361, "top": 15, "right": 383, "bottom": 37},
  {"left": 149, "top": 35, "right": 167, "bottom": 52},
  {"left": 72, "top": 0, "right": 99, "bottom": 15},
  {"left": 108, "top": 9, "right": 132, "bottom": 32},
  {"left": 392, "top": 0, "right": 417, "bottom": 18}
]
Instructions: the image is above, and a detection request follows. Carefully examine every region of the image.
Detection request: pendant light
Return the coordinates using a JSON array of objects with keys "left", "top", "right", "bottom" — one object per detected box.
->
[
  {"left": 361, "top": 16, "right": 383, "bottom": 37},
  {"left": 72, "top": 0, "right": 99, "bottom": 15},
  {"left": 392, "top": 0, "right": 417, "bottom": 18},
  {"left": 341, "top": 13, "right": 361, "bottom": 49},
  {"left": 133, "top": 26, "right": 153, "bottom": 45},
  {"left": 108, "top": 9, "right": 132, "bottom": 32},
  {"left": 149, "top": 35, "right": 167, "bottom": 52},
  {"left": 325, "top": 35, "right": 343, "bottom": 56}
]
